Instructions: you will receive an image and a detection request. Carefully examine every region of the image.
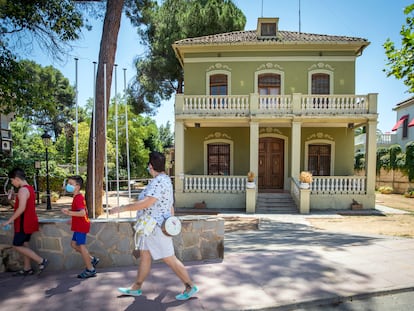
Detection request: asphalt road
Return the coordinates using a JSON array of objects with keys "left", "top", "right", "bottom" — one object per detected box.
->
[{"left": 255, "top": 288, "right": 414, "bottom": 311}]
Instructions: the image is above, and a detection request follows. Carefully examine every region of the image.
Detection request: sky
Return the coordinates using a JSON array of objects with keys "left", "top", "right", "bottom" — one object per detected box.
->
[{"left": 29, "top": 0, "right": 413, "bottom": 133}]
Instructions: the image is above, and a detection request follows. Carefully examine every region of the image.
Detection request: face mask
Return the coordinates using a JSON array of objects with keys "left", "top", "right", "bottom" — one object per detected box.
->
[
  {"left": 146, "top": 166, "right": 151, "bottom": 173},
  {"left": 65, "top": 184, "right": 75, "bottom": 193}
]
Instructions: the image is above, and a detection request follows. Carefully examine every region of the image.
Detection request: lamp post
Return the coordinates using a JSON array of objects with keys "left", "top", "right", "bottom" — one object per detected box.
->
[
  {"left": 41, "top": 132, "right": 52, "bottom": 210},
  {"left": 34, "top": 160, "right": 41, "bottom": 205}
]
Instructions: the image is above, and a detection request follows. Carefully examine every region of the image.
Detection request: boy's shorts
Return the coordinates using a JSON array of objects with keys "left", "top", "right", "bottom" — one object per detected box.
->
[
  {"left": 13, "top": 232, "right": 32, "bottom": 246},
  {"left": 72, "top": 232, "right": 87, "bottom": 245}
]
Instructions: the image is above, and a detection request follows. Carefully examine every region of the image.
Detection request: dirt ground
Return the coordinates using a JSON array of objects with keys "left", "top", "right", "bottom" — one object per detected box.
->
[{"left": 308, "top": 193, "right": 414, "bottom": 238}]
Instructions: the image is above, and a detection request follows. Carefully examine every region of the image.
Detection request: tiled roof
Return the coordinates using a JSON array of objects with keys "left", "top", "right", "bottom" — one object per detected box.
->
[
  {"left": 174, "top": 29, "right": 368, "bottom": 46},
  {"left": 394, "top": 96, "right": 414, "bottom": 108}
]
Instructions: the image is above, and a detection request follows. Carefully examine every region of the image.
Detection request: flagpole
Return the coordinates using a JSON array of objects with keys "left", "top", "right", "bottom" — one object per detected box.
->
[
  {"left": 123, "top": 68, "right": 132, "bottom": 217},
  {"left": 75, "top": 58, "right": 79, "bottom": 175},
  {"left": 92, "top": 61, "right": 97, "bottom": 219},
  {"left": 104, "top": 63, "right": 109, "bottom": 219},
  {"left": 114, "top": 64, "right": 120, "bottom": 216}
]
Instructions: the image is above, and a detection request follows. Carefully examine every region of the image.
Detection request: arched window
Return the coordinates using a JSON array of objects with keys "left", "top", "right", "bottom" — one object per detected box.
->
[
  {"left": 311, "top": 73, "right": 330, "bottom": 94},
  {"left": 204, "top": 138, "right": 234, "bottom": 175},
  {"left": 308, "top": 69, "right": 333, "bottom": 95},
  {"left": 207, "top": 143, "right": 230, "bottom": 175},
  {"left": 209, "top": 74, "right": 228, "bottom": 95},
  {"left": 258, "top": 73, "right": 281, "bottom": 95},
  {"left": 308, "top": 144, "right": 331, "bottom": 176},
  {"left": 304, "top": 139, "right": 335, "bottom": 176}
]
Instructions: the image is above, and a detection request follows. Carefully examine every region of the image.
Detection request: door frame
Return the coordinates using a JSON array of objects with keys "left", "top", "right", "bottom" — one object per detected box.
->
[{"left": 258, "top": 133, "right": 289, "bottom": 191}]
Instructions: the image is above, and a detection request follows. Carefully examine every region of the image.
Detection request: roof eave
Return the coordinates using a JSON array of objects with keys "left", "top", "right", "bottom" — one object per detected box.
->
[{"left": 173, "top": 41, "right": 370, "bottom": 58}]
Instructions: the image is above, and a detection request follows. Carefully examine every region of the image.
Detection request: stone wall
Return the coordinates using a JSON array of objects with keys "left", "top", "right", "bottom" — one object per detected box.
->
[
  {"left": 0, "top": 216, "right": 224, "bottom": 272},
  {"left": 355, "top": 169, "right": 414, "bottom": 194}
]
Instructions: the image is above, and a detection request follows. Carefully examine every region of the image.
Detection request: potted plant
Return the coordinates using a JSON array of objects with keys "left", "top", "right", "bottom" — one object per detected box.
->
[
  {"left": 404, "top": 188, "right": 414, "bottom": 198},
  {"left": 246, "top": 171, "right": 256, "bottom": 188},
  {"left": 299, "top": 171, "right": 313, "bottom": 189},
  {"left": 351, "top": 199, "right": 363, "bottom": 210},
  {"left": 378, "top": 186, "right": 393, "bottom": 194}
]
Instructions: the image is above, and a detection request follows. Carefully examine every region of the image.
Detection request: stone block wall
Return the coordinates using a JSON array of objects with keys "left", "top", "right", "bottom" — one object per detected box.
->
[
  {"left": 355, "top": 168, "right": 413, "bottom": 194},
  {"left": 0, "top": 216, "right": 224, "bottom": 272}
]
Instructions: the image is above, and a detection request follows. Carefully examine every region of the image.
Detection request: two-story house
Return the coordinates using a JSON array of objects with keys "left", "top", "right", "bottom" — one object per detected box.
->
[
  {"left": 172, "top": 18, "right": 378, "bottom": 213},
  {"left": 392, "top": 96, "right": 414, "bottom": 149}
]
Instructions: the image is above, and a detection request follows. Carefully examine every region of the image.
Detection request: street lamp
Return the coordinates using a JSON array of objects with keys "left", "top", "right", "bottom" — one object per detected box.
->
[
  {"left": 41, "top": 132, "right": 52, "bottom": 210},
  {"left": 34, "top": 160, "right": 41, "bottom": 205}
]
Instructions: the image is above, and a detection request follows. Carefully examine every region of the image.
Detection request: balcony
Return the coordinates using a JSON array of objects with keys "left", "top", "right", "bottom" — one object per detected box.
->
[{"left": 176, "top": 93, "right": 377, "bottom": 118}]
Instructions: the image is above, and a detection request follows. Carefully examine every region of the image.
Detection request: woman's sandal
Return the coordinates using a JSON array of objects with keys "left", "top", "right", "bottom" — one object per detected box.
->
[{"left": 13, "top": 269, "right": 34, "bottom": 276}]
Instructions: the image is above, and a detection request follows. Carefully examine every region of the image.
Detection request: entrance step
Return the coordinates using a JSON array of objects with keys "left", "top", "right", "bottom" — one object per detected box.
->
[{"left": 256, "top": 193, "right": 298, "bottom": 214}]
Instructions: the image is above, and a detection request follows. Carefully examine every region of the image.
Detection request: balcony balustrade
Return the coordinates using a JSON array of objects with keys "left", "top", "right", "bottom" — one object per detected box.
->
[{"left": 176, "top": 93, "right": 375, "bottom": 117}]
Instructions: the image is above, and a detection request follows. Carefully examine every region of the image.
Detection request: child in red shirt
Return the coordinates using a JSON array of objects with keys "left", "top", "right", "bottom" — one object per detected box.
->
[
  {"left": 62, "top": 175, "right": 99, "bottom": 278},
  {"left": 1, "top": 168, "right": 48, "bottom": 276}
]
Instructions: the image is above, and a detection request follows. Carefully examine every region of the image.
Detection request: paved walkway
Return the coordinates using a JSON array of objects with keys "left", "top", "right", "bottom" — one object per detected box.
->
[{"left": 1, "top": 206, "right": 414, "bottom": 310}]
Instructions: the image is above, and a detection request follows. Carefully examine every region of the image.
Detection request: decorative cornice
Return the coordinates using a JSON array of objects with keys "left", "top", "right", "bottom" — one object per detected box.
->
[
  {"left": 260, "top": 127, "right": 282, "bottom": 135},
  {"left": 306, "top": 132, "right": 334, "bottom": 141},
  {"left": 205, "top": 132, "right": 232, "bottom": 140},
  {"left": 206, "top": 63, "right": 232, "bottom": 72},
  {"left": 308, "top": 62, "right": 335, "bottom": 71},
  {"left": 256, "top": 63, "right": 284, "bottom": 71}
]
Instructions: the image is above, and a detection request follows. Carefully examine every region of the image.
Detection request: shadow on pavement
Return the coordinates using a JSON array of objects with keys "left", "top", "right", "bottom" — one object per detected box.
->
[{"left": 225, "top": 218, "right": 383, "bottom": 253}]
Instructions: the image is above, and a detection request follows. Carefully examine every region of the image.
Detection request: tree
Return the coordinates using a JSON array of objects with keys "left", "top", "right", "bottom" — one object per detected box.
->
[
  {"left": 86, "top": 0, "right": 125, "bottom": 216},
  {"left": 12, "top": 60, "right": 76, "bottom": 138},
  {"left": 405, "top": 141, "right": 414, "bottom": 182},
  {"left": 0, "top": 1, "right": 86, "bottom": 111},
  {"left": 126, "top": 0, "right": 246, "bottom": 113},
  {"left": 159, "top": 121, "right": 174, "bottom": 149},
  {"left": 384, "top": 4, "right": 414, "bottom": 93},
  {"left": 0, "top": 0, "right": 128, "bottom": 216}
]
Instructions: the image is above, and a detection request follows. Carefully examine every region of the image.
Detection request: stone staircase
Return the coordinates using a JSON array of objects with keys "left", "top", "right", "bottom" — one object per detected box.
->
[{"left": 256, "top": 193, "right": 298, "bottom": 214}]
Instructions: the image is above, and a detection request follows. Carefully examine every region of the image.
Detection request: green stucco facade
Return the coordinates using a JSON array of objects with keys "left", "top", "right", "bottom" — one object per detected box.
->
[{"left": 183, "top": 58, "right": 356, "bottom": 96}]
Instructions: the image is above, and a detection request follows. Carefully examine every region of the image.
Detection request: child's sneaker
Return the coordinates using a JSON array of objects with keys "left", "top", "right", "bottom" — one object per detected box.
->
[
  {"left": 77, "top": 268, "right": 96, "bottom": 279},
  {"left": 38, "top": 258, "right": 49, "bottom": 275},
  {"left": 13, "top": 269, "right": 34, "bottom": 276},
  {"left": 175, "top": 285, "right": 199, "bottom": 300},
  {"left": 91, "top": 256, "right": 100, "bottom": 267}
]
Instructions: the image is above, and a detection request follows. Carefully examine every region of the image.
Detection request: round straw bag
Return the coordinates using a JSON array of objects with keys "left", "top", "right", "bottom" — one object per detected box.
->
[{"left": 161, "top": 216, "right": 182, "bottom": 236}]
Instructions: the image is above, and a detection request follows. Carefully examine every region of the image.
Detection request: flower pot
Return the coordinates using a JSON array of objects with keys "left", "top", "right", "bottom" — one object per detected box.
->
[
  {"left": 194, "top": 202, "right": 206, "bottom": 209},
  {"left": 246, "top": 182, "right": 256, "bottom": 189},
  {"left": 351, "top": 203, "right": 363, "bottom": 210},
  {"left": 300, "top": 182, "right": 310, "bottom": 189}
]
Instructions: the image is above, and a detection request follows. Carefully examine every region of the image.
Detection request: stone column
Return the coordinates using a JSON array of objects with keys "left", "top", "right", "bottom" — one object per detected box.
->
[
  {"left": 299, "top": 188, "right": 310, "bottom": 214},
  {"left": 249, "top": 121, "right": 259, "bottom": 177},
  {"left": 247, "top": 121, "right": 259, "bottom": 213},
  {"left": 365, "top": 119, "right": 377, "bottom": 207},
  {"left": 174, "top": 120, "right": 185, "bottom": 193},
  {"left": 246, "top": 188, "right": 256, "bottom": 214},
  {"left": 291, "top": 121, "right": 302, "bottom": 181}
]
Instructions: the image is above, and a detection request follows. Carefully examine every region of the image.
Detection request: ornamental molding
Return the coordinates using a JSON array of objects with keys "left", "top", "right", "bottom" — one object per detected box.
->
[
  {"left": 259, "top": 127, "right": 282, "bottom": 135},
  {"left": 307, "top": 62, "right": 335, "bottom": 71},
  {"left": 206, "top": 63, "right": 232, "bottom": 72},
  {"left": 204, "top": 132, "right": 232, "bottom": 140},
  {"left": 256, "top": 63, "right": 284, "bottom": 71},
  {"left": 306, "top": 132, "right": 334, "bottom": 141}
]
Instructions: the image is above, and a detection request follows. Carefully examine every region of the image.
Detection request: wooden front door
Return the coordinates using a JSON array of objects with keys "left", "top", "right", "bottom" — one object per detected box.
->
[{"left": 258, "top": 137, "right": 284, "bottom": 190}]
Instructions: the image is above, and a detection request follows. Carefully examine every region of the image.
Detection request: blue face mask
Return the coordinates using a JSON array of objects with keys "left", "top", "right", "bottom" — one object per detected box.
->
[
  {"left": 65, "top": 184, "right": 75, "bottom": 193},
  {"left": 146, "top": 166, "right": 151, "bottom": 173}
]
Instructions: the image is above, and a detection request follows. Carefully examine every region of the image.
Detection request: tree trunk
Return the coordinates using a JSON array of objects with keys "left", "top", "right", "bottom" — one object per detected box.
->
[{"left": 86, "top": 0, "right": 124, "bottom": 217}]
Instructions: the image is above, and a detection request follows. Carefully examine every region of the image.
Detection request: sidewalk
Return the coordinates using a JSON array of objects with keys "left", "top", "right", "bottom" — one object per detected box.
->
[{"left": 1, "top": 208, "right": 414, "bottom": 310}]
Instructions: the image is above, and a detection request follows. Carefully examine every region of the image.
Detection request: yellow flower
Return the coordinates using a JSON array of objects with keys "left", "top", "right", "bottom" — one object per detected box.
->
[{"left": 300, "top": 171, "right": 313, "bottom": 183}]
